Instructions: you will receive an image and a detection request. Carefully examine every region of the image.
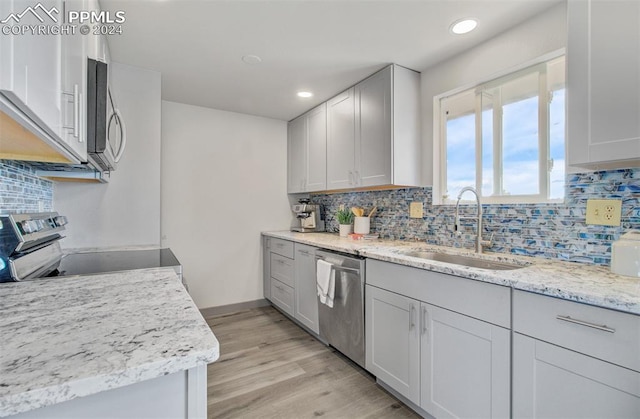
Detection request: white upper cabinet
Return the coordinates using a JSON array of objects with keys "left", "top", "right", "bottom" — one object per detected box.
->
[
  {"left": 0, "top": 0, "right": 63, "bottom": 142},
  {"left": 326, "top": 88, "right": 356, "bottom": 190},
  {"left": 288, "top": 115, "right": 306, "bottom": 193},
  {"left": 356, "top": 67, "right": 392, "bottom": 187},
  {"left": 326, "top": 64, "right": 421, "bottom": 191},
  {"left": 60, "top": 0, "right": 88, "bottom": 161},
  {"left": 287, "top": 103, "right": 327, "bottom": 193},
  {"left": 567, "top": 0, "right": 640, "bottom": 169}
]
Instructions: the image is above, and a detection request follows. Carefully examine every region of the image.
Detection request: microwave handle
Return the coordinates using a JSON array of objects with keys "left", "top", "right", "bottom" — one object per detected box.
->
[{"left": 113, "top": 108, "right": 127, "bottom": 163}]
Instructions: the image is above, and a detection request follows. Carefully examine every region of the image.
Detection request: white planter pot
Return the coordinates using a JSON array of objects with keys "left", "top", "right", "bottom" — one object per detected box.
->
[{"left": 339, "top": 224, "right": 353, "bottom": 237}]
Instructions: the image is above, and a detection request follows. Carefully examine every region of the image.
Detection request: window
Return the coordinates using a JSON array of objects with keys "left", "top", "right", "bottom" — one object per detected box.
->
[{"left": 436, "top": 55, "right": 565, "bottom": 204}]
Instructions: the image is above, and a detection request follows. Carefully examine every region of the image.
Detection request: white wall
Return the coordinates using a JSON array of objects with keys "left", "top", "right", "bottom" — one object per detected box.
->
[
  {"left": 161, "top": 101, "right": 289, "bottom": 309},
  {"left": 54, "top": 62, "right": 162, "bottom": 249},
  {"left": 420, "top": 3, "right": 567, "bottom": 185}
]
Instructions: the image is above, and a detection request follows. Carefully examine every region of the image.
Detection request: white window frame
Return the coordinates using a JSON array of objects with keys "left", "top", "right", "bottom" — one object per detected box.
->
[{"left": 432, "top": 49, "right": 566, "bottom": 205}]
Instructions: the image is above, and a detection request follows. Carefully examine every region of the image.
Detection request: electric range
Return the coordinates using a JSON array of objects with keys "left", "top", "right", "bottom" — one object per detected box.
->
[{"left": 0, "top": 212, "right": 183, "bottom": 287}]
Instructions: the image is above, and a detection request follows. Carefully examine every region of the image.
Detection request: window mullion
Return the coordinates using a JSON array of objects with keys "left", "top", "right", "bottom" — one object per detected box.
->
[
  {"left": 539, "top": 70, "right": 549, "bottom": 200},
  {"left": 494, "top": 90, "right": 503, "bottom": 196},
  {"left": 474, "top": 93, "right": 483, "bottom": 194}
]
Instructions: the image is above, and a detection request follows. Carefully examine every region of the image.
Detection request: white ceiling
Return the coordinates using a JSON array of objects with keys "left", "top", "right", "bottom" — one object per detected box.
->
[{"left": 100, "top": 0, "right": 561, "bottom": 121}]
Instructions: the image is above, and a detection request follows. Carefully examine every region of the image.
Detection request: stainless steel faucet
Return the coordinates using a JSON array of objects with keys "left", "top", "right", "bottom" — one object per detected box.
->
[{"left": 454, "top": 186, "right": 492, "bottom": 253}]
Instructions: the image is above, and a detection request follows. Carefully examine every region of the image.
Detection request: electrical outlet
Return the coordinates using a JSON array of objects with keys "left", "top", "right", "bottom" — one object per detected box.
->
[
  {"left": 585, "top": 199, "right": 622, "bottom": 226},
  {"left": 409, "top": 202, "right": 423, "bottom": 218}
]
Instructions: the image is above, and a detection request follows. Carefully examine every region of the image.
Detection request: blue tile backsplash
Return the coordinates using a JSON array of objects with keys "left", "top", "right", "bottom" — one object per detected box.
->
[
  {"left": 1, "top": 154, "right": 638, "bottom": 266},
  {"left": 312, "top": 168, "right": 640, "bottom": 266},
  {"left": 0, "top": 160, "right": 53, "bottom": 215}
]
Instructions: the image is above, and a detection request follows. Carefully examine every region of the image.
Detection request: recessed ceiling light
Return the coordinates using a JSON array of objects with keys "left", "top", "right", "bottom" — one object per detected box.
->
[
  {"left": 297, "top": 91, "right": 313, "bottom": 98},
  {"left": 450, "top": 18, "right": 478, "bottom": 35},
  {"left": 242, "top": 55, "right": 262, "bottom": 64}
]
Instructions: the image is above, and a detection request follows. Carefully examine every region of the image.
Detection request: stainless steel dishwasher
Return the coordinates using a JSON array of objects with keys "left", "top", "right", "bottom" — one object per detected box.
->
[{"left": 315, "top": 249, "right": 365, "bottom": 368}]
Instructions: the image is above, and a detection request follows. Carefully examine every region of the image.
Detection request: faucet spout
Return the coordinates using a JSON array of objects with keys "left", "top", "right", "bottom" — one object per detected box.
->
[{"left": 454, "top": 186, "right": 488, "bottom": 254}]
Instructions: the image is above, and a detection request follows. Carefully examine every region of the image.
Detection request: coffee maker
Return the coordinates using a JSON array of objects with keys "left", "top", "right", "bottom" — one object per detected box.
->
[{"left": 291, "top": 199, "right": 325, "bottom": 232}]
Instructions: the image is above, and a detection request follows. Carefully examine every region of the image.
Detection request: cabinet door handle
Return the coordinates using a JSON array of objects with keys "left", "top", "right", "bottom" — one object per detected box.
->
[
  {"left": 422, "top": 305, "right": 428, "bottom": 336},
  {"left": 62, "top": 85, "right": 80, "bottom": 138},
  {"left": 409, "top": 304, "right": 415, "bottom": 331},
  {"left": 556, "top": 315, "right": 616, "bottom": 333},
  {"left": 298, "top": 250, "right": 311, "bottom": 256},
  {"left": 73, "top": 84, "right": 80, "bottom": 139}
]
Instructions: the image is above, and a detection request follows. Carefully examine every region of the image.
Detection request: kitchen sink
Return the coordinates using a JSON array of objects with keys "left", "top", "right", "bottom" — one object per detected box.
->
[{"left": 401, "top": 250, "right": 525, "bottom": 270}]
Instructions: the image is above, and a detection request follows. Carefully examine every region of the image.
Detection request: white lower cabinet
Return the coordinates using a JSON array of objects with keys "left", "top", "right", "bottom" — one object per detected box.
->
[
  {"left": 365, "top": 259, "right": 511, "bottom": 418},
  {"left": 365, "top": 285, "right": 421, "bottom": 405},
  {"left": 262, "top": 238, "right": 320, "bottom": 335},
  {"left": 420, "top": 303, "right": 510, "bottom": 418},
  {"left": 512, "top": 289, "right": 640, "bottom": 418},
  {"left": 270, "top": 279, "right": 294, "bottom": 317},
  {"left": 513, "top": 333, "right": 640, "bottom": 418},
  {"left": 294, "top": 243, "right": 319, "bottom": 334},
  {"left": 365, "top": 282, "right": 510, "bottom": 418}
]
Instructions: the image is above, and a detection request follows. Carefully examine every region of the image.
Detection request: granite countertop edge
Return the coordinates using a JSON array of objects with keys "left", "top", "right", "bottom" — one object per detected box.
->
[
  {"left": 262, "top": 231, "right": 640, "bottom": 316},
  {"left": 0, "top": 268, "right": 220, "bottom": 418}
]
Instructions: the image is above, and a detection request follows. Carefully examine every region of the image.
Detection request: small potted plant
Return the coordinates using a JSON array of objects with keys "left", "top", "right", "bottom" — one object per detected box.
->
[{"left": 335, "top": 205, "right": 354, "bottom": 237}]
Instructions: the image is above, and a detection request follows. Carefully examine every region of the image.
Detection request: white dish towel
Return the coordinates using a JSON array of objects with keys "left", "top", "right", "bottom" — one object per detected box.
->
[{"left": 316, "top": 259, "right": 335, "bottom": 308}]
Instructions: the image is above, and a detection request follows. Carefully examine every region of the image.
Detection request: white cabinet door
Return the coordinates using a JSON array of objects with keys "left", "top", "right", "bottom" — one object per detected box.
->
[
  {"left": 287, "top": 115, "right": 306, "bottom": 193},
  {"left": 0, "top": 0, "right": 63, "bottom": 140},
  {"left": 365, "top": 285, "right": 420, "bottom": 405},
  {"left": 305, "top": 103, "right": 327, "bottom": 192},
  {"left": 60, "top": 0, "right": 88, "bottom": 161},
  {"left": 513, "top": 333, "right": 640, "bottom": 418},
  {"left": 327, "top": 88, "right": 356, "bottom": 190},
  {"left": 420, "top": 303, "right": 510, "bottom": 419},
  {"left": 567, "top": 0, "right": 640, "bottom": 168},
  {"left": 294, "top": 243, "right": 319, "bottom": 334},
  {"left": 356, "top": 65, "right": 392, "bottom": 187}
]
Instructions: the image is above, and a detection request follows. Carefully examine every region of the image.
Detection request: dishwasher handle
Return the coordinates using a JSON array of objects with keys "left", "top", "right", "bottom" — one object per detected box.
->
[{"left": 315, "top": 256, "right": 361, "bottom": 274}]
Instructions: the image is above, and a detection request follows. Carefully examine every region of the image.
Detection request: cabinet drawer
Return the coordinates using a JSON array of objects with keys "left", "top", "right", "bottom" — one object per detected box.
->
[
  {"left": 366, "top": 259, "right": 511, "bottom": 328},
  {"left": 271, "top": 279, "right": 294, "bottom": 317},
  {"left": 270, "top": 253, "right": 294, "bottom": 287},
  {"left": 513, "top": 290, "right": 640, "bottom": 372},
  {"left": 270, "top": 238, "right": 294, "bottom": 258}
]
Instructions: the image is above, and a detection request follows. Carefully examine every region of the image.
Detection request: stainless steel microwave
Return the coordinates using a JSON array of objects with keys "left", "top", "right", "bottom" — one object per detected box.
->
[{"left": 87, "top": 58, "right": 126, "bottom": 171}]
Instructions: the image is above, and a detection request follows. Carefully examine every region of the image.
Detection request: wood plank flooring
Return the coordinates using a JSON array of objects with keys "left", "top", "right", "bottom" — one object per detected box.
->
[{"left": 205, "top": 306, "right": 420, "bottom": 419}]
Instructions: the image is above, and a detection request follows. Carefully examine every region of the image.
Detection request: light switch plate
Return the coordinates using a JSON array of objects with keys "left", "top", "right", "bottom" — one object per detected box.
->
[
  {"left": 409, "top": 202, "right": 423, "bottom": 218},
  {"left": 585, "top": 199, "right": 622, "bottom": 226}
]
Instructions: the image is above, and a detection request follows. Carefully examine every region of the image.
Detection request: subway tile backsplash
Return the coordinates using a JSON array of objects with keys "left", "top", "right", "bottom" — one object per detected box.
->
[
  {"left": 0, "top": 160, "right": 53, "bottom": 215},
  {"left": 312, "top": 168, "right": 640, "bottom": 266}
]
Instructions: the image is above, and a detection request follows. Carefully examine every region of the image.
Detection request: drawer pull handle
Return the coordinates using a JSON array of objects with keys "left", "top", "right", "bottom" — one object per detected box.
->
[{"left": 556, "top": 315, "right": 616, "bottom": 333}]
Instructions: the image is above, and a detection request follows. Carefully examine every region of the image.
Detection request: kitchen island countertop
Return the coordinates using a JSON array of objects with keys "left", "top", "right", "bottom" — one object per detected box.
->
[
  {"left": 0, "top": 267, "right": 219, "bottom": 417},
  {"left": 263, "top": 231, "right": 640, "bottom": 316}
]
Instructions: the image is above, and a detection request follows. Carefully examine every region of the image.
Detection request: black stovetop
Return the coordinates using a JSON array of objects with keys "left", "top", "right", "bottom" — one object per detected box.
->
[{"left": 50, "top": 248, "right": 180, "bottom": 277}]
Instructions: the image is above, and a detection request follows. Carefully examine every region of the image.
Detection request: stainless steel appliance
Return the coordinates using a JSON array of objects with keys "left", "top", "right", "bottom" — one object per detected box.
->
[
  {"left": 0, "top": 212, "right": 67, "bottom": 282},
  {"left": 315, "top": 249, "right": 365, "bottom": 368},
  {"left": 87, "top": 58, "right": 127, "bottom": 171},
  {"left": 291, "top": 199, "right": 325, "bottom": 232},
  {"left": 0, "top": 212, "right": 182, "bottom": 286}
]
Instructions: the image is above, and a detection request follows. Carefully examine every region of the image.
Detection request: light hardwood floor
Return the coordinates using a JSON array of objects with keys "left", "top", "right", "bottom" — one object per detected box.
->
[{"left": 205, "top": 306, "right": 420, "bottom": 419}]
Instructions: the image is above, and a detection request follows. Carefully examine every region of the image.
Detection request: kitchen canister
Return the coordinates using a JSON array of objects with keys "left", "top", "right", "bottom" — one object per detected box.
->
[
  {"left": 354, "top": 217, "right": 370, "bottom": 234},
  {"left": 611, "top": 230, "right": 640, "bottom": 277}
]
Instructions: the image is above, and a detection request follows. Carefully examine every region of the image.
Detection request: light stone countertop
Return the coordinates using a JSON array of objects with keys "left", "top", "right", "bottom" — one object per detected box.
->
[
  {"left": 0, "top": 268, "right": 219, "bottom": 417},
  {"left": 263, "top": 231, "right": 640, "bottom": 316}
]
